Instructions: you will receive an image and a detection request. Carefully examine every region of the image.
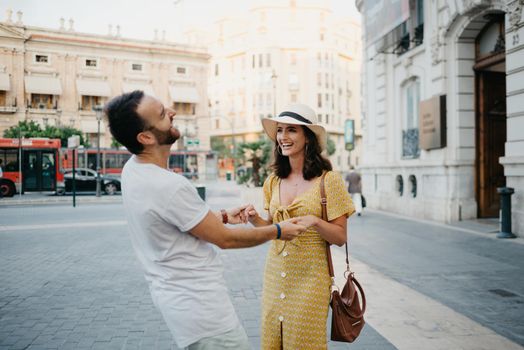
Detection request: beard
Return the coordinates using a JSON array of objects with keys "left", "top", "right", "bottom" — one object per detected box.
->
[{"left": 150, "top": 126, "right": 180, "bottom": 146}]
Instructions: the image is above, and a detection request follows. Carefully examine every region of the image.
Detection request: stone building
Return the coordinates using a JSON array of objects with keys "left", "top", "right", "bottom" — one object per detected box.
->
[
  {"left": 356, "top": 0, "right": 524, "bottom": 235},
  {"left": 0, "top": 9, "right": 211, "bottom": 173},
  {"left": 188, "top": 0, "right": 362, "bottom": 174}
]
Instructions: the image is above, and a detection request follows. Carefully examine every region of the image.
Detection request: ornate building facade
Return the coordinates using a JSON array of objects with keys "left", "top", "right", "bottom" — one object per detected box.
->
[
  {"left": 356, "top": 0, "right": 524, "bottom": 235},
  {"left": 0, "top": 10, "right": 211, "bottom": 173},
  {"left": 189, "top": 0, "right": 362, "bottom": 173}
]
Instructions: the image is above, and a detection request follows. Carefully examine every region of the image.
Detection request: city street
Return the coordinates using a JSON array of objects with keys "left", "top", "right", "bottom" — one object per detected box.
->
[{"left": 1, "top": 181, "right": 523, "bottom": 350}]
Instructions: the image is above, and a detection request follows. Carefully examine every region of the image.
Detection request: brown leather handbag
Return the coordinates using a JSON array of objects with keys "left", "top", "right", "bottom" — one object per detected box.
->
[{"left": 320, "top": 172, "right": 366, "bottom": 342}]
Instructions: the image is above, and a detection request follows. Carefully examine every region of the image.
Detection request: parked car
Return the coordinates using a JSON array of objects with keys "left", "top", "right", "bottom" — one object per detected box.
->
[{"left": 59, "top": 168, "right": 121, "bottom": 195}]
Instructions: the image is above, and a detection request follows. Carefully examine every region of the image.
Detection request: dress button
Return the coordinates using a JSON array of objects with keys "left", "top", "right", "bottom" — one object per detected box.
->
[
  {"left": 280, "top": 293, "right": 286, "bottom": 299},
  {"left": 283, "top": 251, "right": 288, "bottom": 257},
  {"left": 281, "top": 272, "right": 286, "bottom": 278},
  {"left": 278, "top": 315, "right": 284, "bottom": 322}
]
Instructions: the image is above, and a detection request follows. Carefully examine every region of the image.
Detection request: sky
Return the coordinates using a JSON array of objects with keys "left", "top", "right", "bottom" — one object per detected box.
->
[{"left": 1, "top": 0, "right": 361, "bottom": 42}]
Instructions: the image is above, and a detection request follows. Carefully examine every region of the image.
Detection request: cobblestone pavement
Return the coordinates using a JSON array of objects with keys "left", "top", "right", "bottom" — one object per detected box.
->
[{"left": 0, "top": 181, "right": 523, "bottom": 349}]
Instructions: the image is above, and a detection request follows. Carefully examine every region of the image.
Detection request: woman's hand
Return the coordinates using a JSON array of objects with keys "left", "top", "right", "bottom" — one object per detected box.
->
[
  {"left": 294, "top": 215, "right": 319, "bottom": 229},
  {"left": 226, "top": 205, "right": 250, "bottom": 224},
  {"left": 243, "top": 204, "right": 260, "bottom": 223}
]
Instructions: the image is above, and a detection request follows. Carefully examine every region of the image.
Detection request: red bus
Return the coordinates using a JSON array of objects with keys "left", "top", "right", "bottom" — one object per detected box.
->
[
  {"left": 0, "top": 138, "right": 64, "bottom": 197},
  {"left": 60, "top": 148, "right": 216, "bottom": 178}
]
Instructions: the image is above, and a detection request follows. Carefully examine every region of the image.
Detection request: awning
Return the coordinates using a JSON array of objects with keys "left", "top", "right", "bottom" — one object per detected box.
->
[
  {"left": 81, "top": 120, "right": 104, "bottom": 133},
  {"left": 169, "top": 85, "right": 200, "bottom": 103},
  {"left": 25, "top": 76, "right": 62, "bottom": 95},
  {"left": 76, "top": 79, "right": 111, "bottom": 97},
  {"left": 0, "top": 73, "right": 10, "bottom": 91},
  {"left": 122, "top": 82, "right": 155, "bottom": 96}
]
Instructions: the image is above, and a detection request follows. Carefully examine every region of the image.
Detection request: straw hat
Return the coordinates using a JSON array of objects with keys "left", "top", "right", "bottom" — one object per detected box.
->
[{"left": 261, "top": 104, "right": 327, "bottom": 151}]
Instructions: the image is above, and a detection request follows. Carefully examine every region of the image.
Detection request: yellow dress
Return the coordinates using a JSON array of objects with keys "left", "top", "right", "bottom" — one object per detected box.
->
[{"left": 261, "top": 171, "right": 354, "bottom": 350}]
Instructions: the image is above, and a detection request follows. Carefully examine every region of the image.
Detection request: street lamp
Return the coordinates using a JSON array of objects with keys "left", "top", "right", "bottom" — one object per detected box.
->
[
  {"left": 94, "top": 105, "right": 103, "bottom": 197},
  {"left": 271, "top": 69, "right": 278, "bottom": 117}
]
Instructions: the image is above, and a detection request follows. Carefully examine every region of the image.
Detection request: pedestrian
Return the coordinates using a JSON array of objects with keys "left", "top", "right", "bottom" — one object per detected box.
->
[
  {"left": 345, "top": 166, "right": 363, "bottom": 216},
  {"left": 241, "top": 104, "right": 355, "bottom": 349},
  {"left": 104, "top": 91, "right": 306, "bottom": 350},
  {"left": 0, "top": 158, "right": 4, "bottom": 198}
]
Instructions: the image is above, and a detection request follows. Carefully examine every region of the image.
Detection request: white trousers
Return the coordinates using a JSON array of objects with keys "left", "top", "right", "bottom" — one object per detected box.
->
[{"left": 350, "top": 193, "right": 362, "bottom": 214}]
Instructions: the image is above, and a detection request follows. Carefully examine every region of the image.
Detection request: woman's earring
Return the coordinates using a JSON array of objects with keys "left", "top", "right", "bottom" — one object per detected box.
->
[{"left": 305, "top": 143, "right": 309, "bottom": 154}]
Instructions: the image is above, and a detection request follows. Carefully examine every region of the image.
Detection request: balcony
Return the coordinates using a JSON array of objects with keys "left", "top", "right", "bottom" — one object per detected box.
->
[{"left": 0, "top": 106, "right": 17, "bottom": 113}]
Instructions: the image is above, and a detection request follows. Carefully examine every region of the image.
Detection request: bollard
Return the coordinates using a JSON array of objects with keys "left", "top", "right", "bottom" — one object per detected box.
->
[{"left": 497, "top": 187, "right": 515, "bottom": 239}]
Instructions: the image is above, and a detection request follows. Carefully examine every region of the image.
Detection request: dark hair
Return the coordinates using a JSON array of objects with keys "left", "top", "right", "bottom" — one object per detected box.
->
[
  {"left": 104, "top": 90, "right": 145, "bottom": 155},
  {"left": 270, "top": 126, "right": 332, "bottom": 180}
]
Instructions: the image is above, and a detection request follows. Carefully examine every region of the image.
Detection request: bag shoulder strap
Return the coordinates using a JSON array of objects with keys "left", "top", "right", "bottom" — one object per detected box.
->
[{"left": 320, "top": 171, "right": 349, "bottom": 279}]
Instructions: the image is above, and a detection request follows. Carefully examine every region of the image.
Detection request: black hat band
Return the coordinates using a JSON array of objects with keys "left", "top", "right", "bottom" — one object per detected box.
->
[{"left": 277, "top": 111, "right": 312, "bottom": 124}]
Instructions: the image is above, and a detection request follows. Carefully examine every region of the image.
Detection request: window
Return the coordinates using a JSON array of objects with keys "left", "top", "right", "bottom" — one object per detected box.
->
[
  {"left": 259, "top": 54, "right": 263, "bottom": 68},
  {"left": 31, "top": 94, "right": 53, "bottom": 109},
  {"left": 252, "top": 54, "right": 256, "bottom": 68},
  {"left": 3, "top": 149, "right": 19, "bottom": 172},
  {"left": 290, "top": 93, "right": 297, "bottom": 103},
  {"left": 317, "top": 93, "right": 322, "bottom": 108},
  {"left": 35, "top": 54, "right": 49, "bottom": 63},
  {"left": 319, "top": 114, "right": 323, "bottom": 123},
  {"left": 317, "top": 73, "right": 322, "bottom": 87},
  {"left": 177, "top": 67, "right": 186, "bottom": 74},
  {"left": 132, "top": 63, "right": 143, "bottom": 71},
  {"left": 402, "top": 79, "right": 421, "bottom": 158},
  {"left": 266, "top": 53, "right": 271, "bottom": 67},
  {"left": 173, "top": 102, "right": 193, "bottom": 115},
  {"left": 215, "top": 119, "right": 220, "bottom": 129},
  {"left": 215, "top": 63, "right": 219, "bottom": 76},
  {"left": 81, "top": 96, "right": 102, "bottom": 111},
  {"left": 290, "top": 53, "right": 297, "bottom": 66},
  {"left": 85, "top": 59, "right": 97, "bottom": 68},
  {"left": 320, "top": 32, "right": 325, "bottom": 41},
  {"left": 0, "top": 91, "right": 5, "bottom": 106}
]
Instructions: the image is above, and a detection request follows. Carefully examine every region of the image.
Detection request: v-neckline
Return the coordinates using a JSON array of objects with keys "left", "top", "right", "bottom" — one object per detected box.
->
[{"left": 277, "top": 175, "right": 322, "bottom": 207}]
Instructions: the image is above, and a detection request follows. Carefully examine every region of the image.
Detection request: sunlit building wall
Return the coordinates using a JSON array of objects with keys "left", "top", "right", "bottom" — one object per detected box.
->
[{"left": 190, "top": 0, "right": 362, "bottom": 172}]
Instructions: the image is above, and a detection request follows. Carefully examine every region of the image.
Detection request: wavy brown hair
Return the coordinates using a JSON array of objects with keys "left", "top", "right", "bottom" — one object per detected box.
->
[{"left": 270, "top": 126, "right": 332, "bottom": 180}]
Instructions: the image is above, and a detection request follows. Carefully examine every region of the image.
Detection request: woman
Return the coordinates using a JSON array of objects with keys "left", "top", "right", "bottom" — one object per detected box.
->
[{"left": 244, "top": 104, "right": 355, "bottom": 349}]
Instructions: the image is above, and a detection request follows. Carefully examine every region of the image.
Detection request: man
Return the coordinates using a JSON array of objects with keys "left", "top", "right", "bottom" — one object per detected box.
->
[
  {"left": 345, "top": 166, "right": 363, "bottom": 216},
  {"left": 105, "top": 91, "right": 305, "bottom": 350}
]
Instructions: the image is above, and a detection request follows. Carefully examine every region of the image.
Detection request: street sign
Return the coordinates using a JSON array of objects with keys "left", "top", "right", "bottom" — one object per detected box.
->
[
  {"left": 186, "top": 139, "right": 200, "bottom": 146},
  {"left": 344, "top": 119, "right": 355, "bottom": 151},
  {"left": 67, "top": 135, "right": 80, "bottom": 148}
]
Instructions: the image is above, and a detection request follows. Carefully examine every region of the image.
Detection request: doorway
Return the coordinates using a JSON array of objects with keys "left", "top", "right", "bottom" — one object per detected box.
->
[
  {"left": 22, "top": 150, "right": 57, "bottom": 192},
  {"left": 474, "top": 16, "right": 506, "bottom": 218}
]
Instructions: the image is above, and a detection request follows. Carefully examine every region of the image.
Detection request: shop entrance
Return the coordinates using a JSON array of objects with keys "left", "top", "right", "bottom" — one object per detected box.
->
[{"left": 474, "top": 16, "right": 506, "bottom": 218}]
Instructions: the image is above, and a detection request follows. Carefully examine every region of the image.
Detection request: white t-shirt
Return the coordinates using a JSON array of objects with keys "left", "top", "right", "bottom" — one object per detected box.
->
[{"left": 121, "top": 156, "right": 239, "bottom": 348}]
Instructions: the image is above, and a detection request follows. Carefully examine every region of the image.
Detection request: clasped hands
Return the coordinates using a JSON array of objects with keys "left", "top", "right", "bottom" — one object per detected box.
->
[{"left": 224, "top": 204, "right": 319, "bottom": 240}]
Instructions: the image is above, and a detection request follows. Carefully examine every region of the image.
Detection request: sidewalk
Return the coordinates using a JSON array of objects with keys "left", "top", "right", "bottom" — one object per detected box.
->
[{"left": 1, "top": 181, "right": 523, "bottom": 349}]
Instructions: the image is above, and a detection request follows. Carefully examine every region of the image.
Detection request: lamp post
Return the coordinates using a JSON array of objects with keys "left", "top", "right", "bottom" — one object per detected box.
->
[
  {"left": 271, "top": 69, "right": 278, "bottom": 117},
  {"left": 94, "top": 105, "right": 103, "bottom": 197}
]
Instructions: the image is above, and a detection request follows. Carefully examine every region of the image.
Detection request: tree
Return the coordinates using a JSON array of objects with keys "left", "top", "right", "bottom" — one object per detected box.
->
[
  {"left": 326, "top": 137, "right": 336, "bottom": 156},
  {"left": 3, "top": 121, "right": 88, "bottom": 147},
  {"left": 210, "top": 136, "right": 233, "bottom": 158},
  {"left": 3, "top": 120, "right": 42, "bottom": 138},
  {"left": 237, "top": 138, "right": 273, "bottom": 187}
]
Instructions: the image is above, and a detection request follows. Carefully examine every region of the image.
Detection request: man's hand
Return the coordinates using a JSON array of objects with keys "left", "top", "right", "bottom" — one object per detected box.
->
[
  {"left": 226, "top": 205, "right": 250, "bottom": 224},
  {"left": 278, "top": 218, "right": 307, "bottom": 241},
  {"left": 243, "top": 204, "right": 259, "bottom": 223},
  {"left": 294, "top": 215, "right": 319, "bottom": 229}
]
